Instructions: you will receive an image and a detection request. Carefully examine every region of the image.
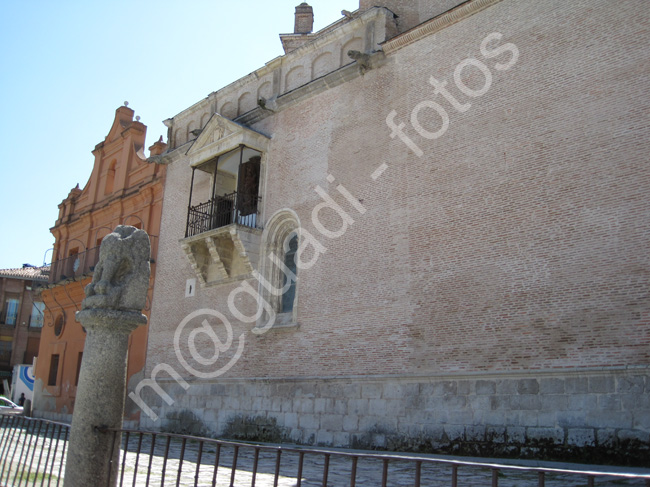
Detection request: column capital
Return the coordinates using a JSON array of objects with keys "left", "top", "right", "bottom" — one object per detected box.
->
[{"left": 76, "top": 308, "right": 147, "bottom": 334}]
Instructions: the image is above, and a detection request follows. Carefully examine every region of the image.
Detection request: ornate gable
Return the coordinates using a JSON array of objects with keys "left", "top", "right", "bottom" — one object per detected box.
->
[{"left": 104, "top": 105, "right": 137, "bottom": 143}]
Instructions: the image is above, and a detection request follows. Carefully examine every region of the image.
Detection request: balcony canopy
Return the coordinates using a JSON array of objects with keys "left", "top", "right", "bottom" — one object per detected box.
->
[
  {"left": 194, "top": 145, "right": 261, "bottom": 176},
  {"left": 186, "top": 112, "right": 270, "bottom": 168}
]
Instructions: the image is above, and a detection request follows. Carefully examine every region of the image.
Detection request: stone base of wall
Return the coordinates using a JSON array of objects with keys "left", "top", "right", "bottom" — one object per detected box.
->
[{"left": 138, "top": 367, "right": 650, "bottom": 466}]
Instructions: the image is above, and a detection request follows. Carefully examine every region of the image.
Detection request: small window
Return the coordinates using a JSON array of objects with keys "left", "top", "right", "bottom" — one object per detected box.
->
[
  {"left": 105, "top": 160, "right": 116, "bottom": 195},
  {"left": 123, "top": 216, "right": 143, "bottom": 229},
  {"left": 75, "top": 352, "right": 83, "bottom": 386},
  {"left": 48, "top": 354, "right": 60, "bottom": 386},
  {"left": 54, "top": 314, "right": 65, "bottom": 337},
  {"left": 2, "top": 297, "right": 19, "bottom": 325},
  {"left": 65, "top": 247, "right": 81, "bottom": 277},
  {"left": 24, "top": 337, "right": 39, "bottom": 364},
  {"left": 29, "top": 302, "right": 45, "bottom": 328},
  {"left": 0, "top": 341, "right": 12, "bottom": 363},
  {"left": 280, "top": 234, "right": 298, "bottom": 313}
]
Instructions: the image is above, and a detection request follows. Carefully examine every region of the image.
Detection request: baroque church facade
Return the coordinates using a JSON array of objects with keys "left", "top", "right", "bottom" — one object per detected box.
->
[{"left": 32, "top": 106, "right": 166, "bottom": 422}]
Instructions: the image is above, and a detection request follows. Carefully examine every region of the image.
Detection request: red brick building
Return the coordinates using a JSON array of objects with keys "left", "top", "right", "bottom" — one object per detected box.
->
[
  {"left": 32, "top": 105, "right": 167, "bottom": 422},
  {"left": 0, "top": 265, "right": 48, "bottom": 390}
]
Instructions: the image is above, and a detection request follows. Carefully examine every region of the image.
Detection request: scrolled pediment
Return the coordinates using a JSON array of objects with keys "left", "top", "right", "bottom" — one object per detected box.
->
[{"left": 186, "top": 112, "right": 271, "bottom": 167}]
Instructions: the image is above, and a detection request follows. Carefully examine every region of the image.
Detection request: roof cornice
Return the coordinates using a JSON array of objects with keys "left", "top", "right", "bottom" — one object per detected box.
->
[
  {"left": 381, "top": 0, "right": 504, "bottom": 54},
  {"left": 168, "top": 7, "right": 392, "bottom": 123}
]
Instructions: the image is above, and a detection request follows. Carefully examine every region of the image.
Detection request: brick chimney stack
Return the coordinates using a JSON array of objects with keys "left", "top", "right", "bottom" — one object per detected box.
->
[{"left": 294, "top": 2, "right": 314, "bottom": 34}]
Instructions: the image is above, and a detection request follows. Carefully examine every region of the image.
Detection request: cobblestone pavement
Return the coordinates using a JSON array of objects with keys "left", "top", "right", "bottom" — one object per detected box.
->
[
  {"left": 116, "top": 434, "right": 650, "bottom": 487},
  {"left": 2, "top": 420, "right": 650, "bottom": 486},
  {"left": 0, "top": 419, "right": 68, "bottom": 486}
]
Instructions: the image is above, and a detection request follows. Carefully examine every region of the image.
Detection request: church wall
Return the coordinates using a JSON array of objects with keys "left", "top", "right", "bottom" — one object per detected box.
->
[
  {"left": 140, "top": 368, "right": 649, "bottom": 464},
  {"left": 142, "top": 0, "right": 650, "bottom": 462}
]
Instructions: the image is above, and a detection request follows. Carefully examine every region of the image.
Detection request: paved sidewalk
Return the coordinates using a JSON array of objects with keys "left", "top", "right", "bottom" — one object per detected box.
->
[
  {"left": 2, "top": 418, "right": 650, "bottom": 486},
  {"left": 117, "top": 434, "right": 650, "bottom": 486}
]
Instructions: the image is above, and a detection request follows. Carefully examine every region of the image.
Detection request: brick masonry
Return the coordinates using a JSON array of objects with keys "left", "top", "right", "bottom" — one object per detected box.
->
[{"left": 142, "top": 0, "right": 650, "bottom": 464}]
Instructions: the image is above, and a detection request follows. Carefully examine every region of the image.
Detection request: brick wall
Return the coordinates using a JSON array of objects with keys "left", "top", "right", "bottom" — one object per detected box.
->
[{"left": 143, "top": 0, "right": 650, "bottom": 459}]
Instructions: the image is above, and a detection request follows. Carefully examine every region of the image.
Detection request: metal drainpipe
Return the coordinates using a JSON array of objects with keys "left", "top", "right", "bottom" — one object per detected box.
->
[
  {"left": 185, "top": 167, "right": 196, "bottom": 238},
  {"left": 237, "top": 144, "right": 244, "bottom": 222},
  {"left": 209, "top": 155, "right": 220, "bottom": 230}
]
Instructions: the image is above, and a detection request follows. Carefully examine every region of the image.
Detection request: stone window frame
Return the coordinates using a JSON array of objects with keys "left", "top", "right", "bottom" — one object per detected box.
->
[{"left": 255, "top": 209, "right": 301, "bottom": 331}]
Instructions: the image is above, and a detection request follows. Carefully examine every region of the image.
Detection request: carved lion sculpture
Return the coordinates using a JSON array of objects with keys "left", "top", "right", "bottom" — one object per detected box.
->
[{"left": 82, "top": 225, "right": 150, "bottom": 312}]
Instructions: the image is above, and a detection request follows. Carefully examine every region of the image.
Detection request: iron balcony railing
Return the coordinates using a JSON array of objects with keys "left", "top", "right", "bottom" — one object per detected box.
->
[
  {"left": 185, "top": 191, "right": 261, "bottom": 238},
  {"left": 48, "top": 236, "right": 157, "bottom": 285},
  {"left": 48, "top": 246, "right": 100, "bottom": 284}
]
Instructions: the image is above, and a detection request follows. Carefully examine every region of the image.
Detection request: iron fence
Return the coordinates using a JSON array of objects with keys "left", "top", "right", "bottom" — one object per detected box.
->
[
  {"left": 0, "top": 416, "right": 69, "bottom": 487},
  {"left": 104, "top": 428, "right": 650, "bottom": 487},
  {"left": 2, "top": 418, "right": 650, "bottom": 486}
]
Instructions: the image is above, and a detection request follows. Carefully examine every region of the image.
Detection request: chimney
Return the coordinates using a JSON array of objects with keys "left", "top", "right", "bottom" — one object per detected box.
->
[{"left": 294, "top": 3, "right": 314, "bottom": 34}]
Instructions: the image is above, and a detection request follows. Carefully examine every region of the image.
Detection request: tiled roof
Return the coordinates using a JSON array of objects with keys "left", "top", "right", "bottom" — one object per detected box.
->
[{"left": 0, "top": 265, "right": 50, "bottom": 281}]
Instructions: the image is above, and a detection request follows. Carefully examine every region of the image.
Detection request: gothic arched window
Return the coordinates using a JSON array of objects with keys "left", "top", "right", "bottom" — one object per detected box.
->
[
  {"left": 280, "top": 233, "right": 298, "bottom": 313},
  {"left": 256, "top": 210, "right": 300, "bottom": 329}
]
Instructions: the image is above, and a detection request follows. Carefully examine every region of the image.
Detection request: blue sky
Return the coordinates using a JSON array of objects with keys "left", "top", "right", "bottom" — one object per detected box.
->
[{"left": 0, "top": 0, "right": 356, "bottom": 270}]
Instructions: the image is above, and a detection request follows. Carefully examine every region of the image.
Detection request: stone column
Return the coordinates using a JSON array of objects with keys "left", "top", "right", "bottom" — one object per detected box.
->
[{"left": 64, "top": 226, "right": 150, "bottom": 487}]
